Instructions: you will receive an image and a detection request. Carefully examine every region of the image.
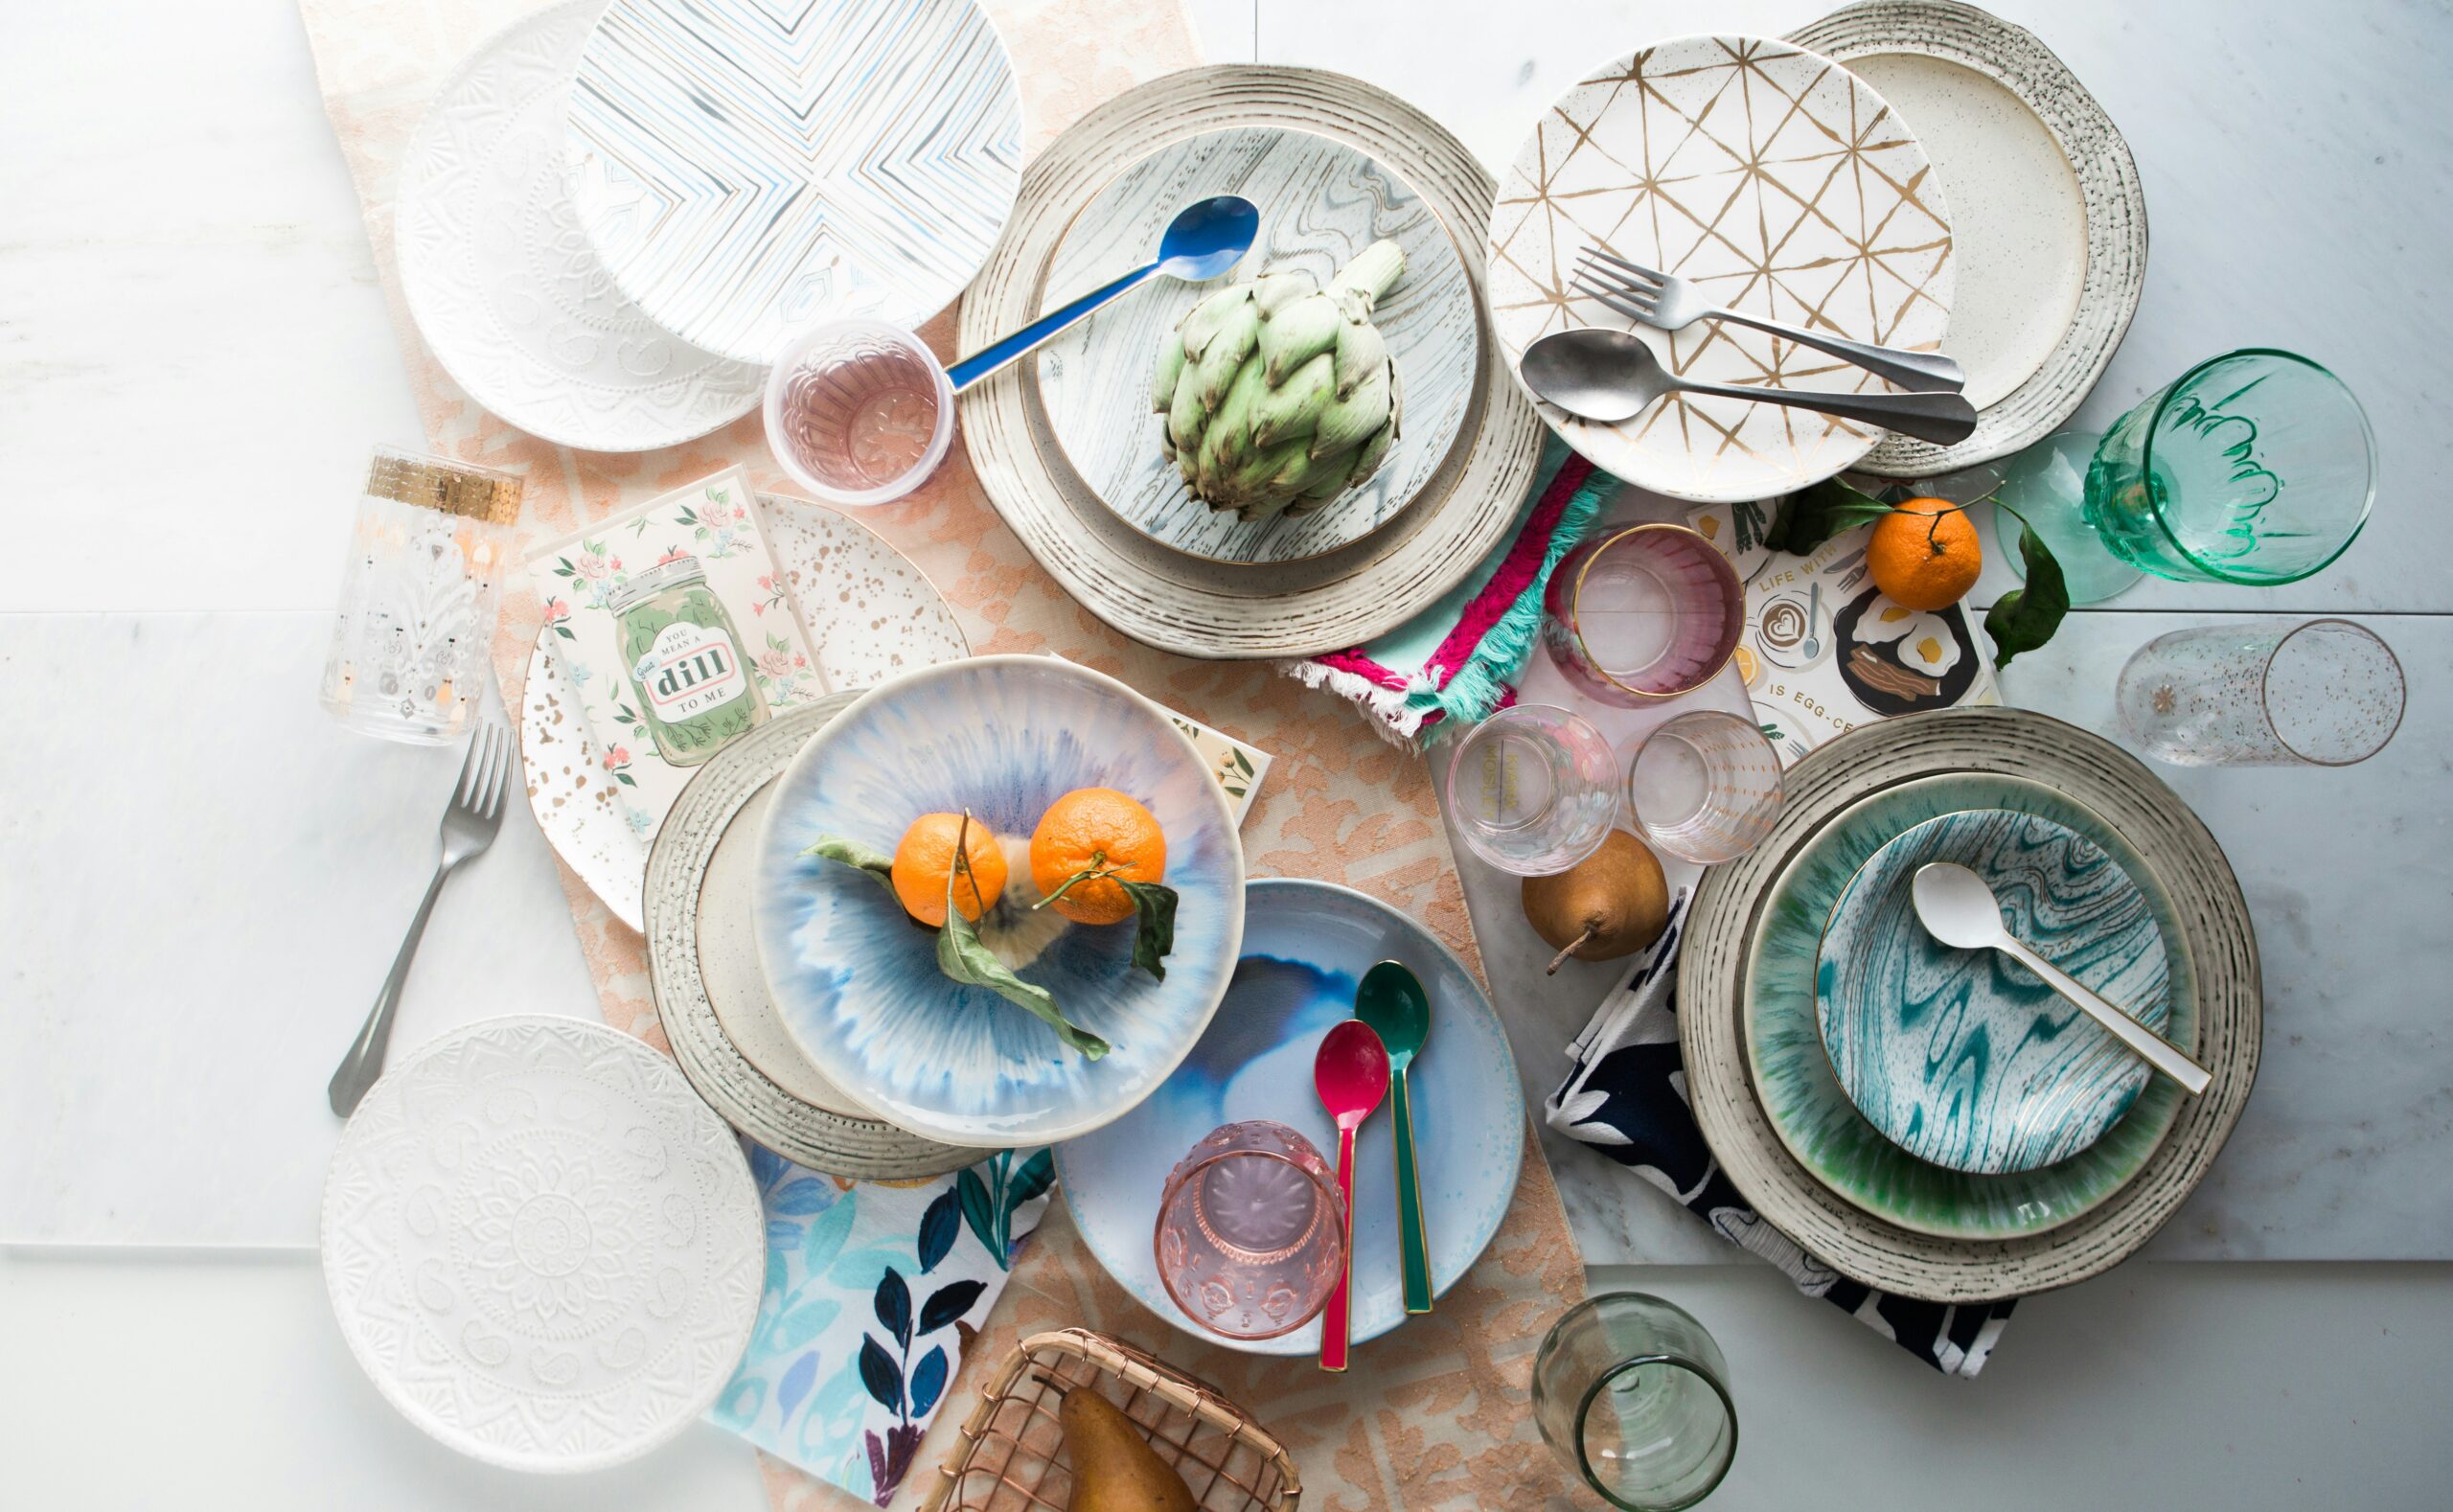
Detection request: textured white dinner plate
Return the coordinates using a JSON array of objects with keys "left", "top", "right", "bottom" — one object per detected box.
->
[
  {"left": 1036, "top": 125, "right": 1479, "bottom": 564},
  {"left": 396, "top": 0, "right": 764, "bottom": 452},
  {"left": 520, "top": 493, "right": 968, "bottom": 930},
  {"left": 320, "top": 1015, "right": 764, "bottom": 1472},
  {"left": 567, "top": 0, "right": 1022, "bottom": 364},
  {"left": 1487, "top": 33, "right": 1956, "bottom": 502}
]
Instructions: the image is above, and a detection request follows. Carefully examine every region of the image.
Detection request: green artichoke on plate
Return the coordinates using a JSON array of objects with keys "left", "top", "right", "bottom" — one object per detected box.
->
[{"left": 1153, "top": 238, "right": 1406, "bottom": 523}]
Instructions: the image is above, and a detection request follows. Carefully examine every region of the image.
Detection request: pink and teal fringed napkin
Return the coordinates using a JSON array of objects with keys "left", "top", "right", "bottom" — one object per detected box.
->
[{"left": 1279, "top": 446, "right": 1608, "bottom": 746}]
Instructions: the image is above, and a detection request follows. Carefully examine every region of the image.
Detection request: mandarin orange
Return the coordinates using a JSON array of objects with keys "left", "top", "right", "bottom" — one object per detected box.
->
[
  {"left": 891, "top": 813, "right": 1008, "bottom": 926},
  {"left": 1867, "top": 497, "right": 1982, "bottom": 611},
  {"left": 1029, "top": 788, "right": 1166, "bottom": 926}
]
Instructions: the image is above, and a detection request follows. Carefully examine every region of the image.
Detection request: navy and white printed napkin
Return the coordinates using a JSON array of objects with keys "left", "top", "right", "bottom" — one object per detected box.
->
[{"left": 1546, "top": 893, "right": 2016, "bottom": 1379}]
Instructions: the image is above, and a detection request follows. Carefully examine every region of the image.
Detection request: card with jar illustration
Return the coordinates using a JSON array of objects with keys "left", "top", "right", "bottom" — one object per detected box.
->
[{"left": 525, "top": 465, "right": 827, "bottom": 842}]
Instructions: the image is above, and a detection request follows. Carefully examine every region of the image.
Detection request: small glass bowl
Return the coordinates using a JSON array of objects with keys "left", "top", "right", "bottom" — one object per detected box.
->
[{"left": 763, "top": 319, "right": 954, "bottom": 506}]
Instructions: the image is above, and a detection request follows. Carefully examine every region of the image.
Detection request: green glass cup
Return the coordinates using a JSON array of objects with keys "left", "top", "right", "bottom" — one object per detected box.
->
[
  {"left": 1995, "top": 349, "right": 2376, "bottom": 604},
  {"left": 1532, "top": 1294, "right": 1736, "bottom": 1509}
]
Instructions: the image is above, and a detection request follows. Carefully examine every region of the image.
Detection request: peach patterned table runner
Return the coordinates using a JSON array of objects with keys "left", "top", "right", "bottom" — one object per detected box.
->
[{"left": 297, "top": 0, "right": 1589, "bottom": 1503}]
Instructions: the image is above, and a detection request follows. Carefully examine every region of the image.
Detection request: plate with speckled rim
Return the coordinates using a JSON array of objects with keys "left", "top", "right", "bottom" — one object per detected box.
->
[
  {"left": 1054, "top": 878, "right": 1525, "bottom": 1356},
  {"left": 1818, "top": 807, "right": 2173, "bottom": 1175},
  {"left": 1746, "top": 773, "right": 2193, "bottom": 1241}
]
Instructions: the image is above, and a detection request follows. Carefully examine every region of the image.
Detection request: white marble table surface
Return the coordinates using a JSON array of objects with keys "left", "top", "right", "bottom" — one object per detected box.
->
[{"left": 4, "top": 0, "right": 2449, "bottom": 1506}]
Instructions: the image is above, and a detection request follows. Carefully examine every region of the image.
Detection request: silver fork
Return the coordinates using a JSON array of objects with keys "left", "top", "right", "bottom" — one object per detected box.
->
[
  {"left": 328, "top": 722, "right": 511, "bottom": 1116},
  {"left": 1573, "top": 246, "right": 1967, "bottom": 394}
]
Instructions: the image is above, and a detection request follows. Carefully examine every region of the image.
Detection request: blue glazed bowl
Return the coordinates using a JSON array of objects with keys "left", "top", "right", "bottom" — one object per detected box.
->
[{"left": 752, "top": 656, "right": 1245, "bottom": 1146}]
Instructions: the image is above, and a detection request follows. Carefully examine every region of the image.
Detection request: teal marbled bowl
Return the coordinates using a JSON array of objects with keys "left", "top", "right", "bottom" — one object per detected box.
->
[{"left": 1817, "top": 809, "right": 2171, "bottom": 1174}]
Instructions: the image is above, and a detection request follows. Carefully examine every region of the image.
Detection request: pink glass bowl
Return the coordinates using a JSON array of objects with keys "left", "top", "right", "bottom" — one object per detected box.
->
[
  {"left": 1542, "top": 524, "right": 1745, "bottom": 704},
  {"left": 763, "top": 319, "right": 954, "bottom": 507},
  {"left": 1154, "top": 1120, "right": 1347, "bottom": 1340}
]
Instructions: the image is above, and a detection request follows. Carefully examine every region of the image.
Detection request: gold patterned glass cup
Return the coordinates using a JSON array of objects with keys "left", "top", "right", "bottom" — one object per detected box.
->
[
  {"left": 2115, "top": 617, "right": 2404, "bottom": 767},
  {"left": 1154, "top": 1120, "right": 1346, "bottom": 1340},
  {"left": 1534, "top": 1293, "right": 1737, "bottom": 1510},
  {"left": 1624, "top": 711, "right": 1784, "bottom": 864}
]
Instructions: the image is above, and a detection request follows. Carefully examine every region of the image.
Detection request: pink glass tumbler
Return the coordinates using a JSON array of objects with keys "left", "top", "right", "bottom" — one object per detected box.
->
[
  {"left": 763, "top": 319, "right": 954, "bottom": 506},
  {"left": 1154, "top": 1120, "right": 1348, "bottom": 1340},
  {"left": 1542, "top": 524, "right": 1745, "bottom": 705}
]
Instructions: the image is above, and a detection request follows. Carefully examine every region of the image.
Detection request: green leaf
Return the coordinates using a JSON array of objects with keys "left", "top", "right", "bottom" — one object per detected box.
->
[
  {"left": 956, "top": 1167, "right": 999, "bottom": 1261},
  {"left": 939, "top": 826, "right": 1111, "bottom": 1060},
  {"left": 1983, "top": 510, "right": 2071, "bottom": 670},
  {"left": 1766, "top": 476, "right": 1898, "bottom": 555},
  {"left": 804, "top": 835, "right": 898, "bottom": 899},
  {"left": 1006, "top": 1147, "right": 1056, "bottom": 1208},
  {"left": 1117, "top": 880, "right": 1178, "bottom": 983}
]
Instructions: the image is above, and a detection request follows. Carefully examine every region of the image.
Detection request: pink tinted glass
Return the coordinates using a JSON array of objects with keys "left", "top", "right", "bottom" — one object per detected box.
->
[
  {"left": 1542, "top": 524, "right": 1745, "bottom": 704},
  {"left": 1154, "top": 1120, "right": 1346, "bottom": 1340}
]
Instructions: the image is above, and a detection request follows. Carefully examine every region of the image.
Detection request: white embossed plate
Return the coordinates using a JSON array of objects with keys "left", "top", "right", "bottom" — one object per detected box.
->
[
  {"left": 396, "top": 0, "right": 764, "bottom": 452},
  {"left": 319, "top": 1015, "right": 764, "bottom": 1471}
]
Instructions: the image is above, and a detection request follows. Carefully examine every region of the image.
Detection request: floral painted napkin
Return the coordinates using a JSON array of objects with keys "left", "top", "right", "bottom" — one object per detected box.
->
[{"left": 714, "top": 1143, "right": 1057, "bottom": 1506}]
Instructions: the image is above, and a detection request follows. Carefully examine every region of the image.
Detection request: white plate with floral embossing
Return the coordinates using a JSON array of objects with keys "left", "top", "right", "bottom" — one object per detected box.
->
[
  {"left": 319, "top": 1015, "right": 764, "bottom": 1471},
  {"left": 396, "top": 0, "right": 765, "bottom": 451},
  {"left": 522, "top": 494, "right": 969, "bottom": 930}
]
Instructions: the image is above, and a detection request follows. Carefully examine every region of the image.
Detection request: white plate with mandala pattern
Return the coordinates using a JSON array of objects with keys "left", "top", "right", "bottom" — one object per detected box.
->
[
  {"left": 1487, "top": 34, "right": 1957, "bottom": 502},
  {"left": 396, "top": 0, "right": 765, "bottom": 452},
  {"left": 567, "top": 0, "right": 1023, "bottom": 365},
  {"left": 521, "top": 493, "right": 969, "bottom": 931},
  {"left": 319, "top": 1015, "right": 764, "bottom": 1472}
]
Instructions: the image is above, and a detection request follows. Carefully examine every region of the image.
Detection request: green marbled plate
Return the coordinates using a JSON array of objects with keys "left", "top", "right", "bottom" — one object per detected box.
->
[
  {"left": 1818, "top": 809, "right": 2171, "bottom": 1174},
  {"left": 1743, "top": 773, "right": 2198, "bottom": 1241}
]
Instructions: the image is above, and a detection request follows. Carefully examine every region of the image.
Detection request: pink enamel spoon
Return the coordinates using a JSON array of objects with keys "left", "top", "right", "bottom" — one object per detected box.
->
[{"left": 1313, "top": 1019, "right": 1391, "bottom": 1372}]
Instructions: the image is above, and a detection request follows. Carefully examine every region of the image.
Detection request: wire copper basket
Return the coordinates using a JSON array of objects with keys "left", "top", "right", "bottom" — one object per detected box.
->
[{"left": 919, "top": 1328, "right": 1300, "bottom": 1512}]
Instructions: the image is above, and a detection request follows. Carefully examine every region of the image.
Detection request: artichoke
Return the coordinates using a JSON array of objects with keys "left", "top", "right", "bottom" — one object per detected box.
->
[{"left": 1153, "top": 239, "right": 1406, "bottom": 523}]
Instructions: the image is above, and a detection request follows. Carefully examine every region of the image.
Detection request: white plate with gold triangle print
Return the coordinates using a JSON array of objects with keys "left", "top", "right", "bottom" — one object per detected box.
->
[{"left": 1487, "top": 34, "right": 1957, "bottom": 503}]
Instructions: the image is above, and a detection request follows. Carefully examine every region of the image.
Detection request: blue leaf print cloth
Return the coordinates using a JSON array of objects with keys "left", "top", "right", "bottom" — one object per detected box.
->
[{"left": 709, "top": 1142, "right": 1056, "bottom": 1505}]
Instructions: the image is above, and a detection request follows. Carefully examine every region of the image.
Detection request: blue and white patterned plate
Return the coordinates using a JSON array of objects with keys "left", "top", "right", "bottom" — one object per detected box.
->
[
  {"left": 1054, "top": 878, "right": 1525, "bottom": 1356},
  {"left": 752, "top": 656, "right": 1244, "bottom": 1147},
  {"left": 1818, "top": 808, "right": 2171, "bottom": 1174}
]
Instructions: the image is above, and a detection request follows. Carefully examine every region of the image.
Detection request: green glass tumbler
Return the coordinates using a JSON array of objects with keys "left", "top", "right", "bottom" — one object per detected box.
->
[
  {"left": 1995, "top": 350, "right": 2376, "bottom": 604},
  {"left": 1533, "top": 1294, "right": 1736, "bottom": 1510}
]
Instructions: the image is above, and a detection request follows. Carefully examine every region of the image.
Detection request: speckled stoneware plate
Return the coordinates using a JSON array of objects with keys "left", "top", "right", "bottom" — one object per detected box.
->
[
  {"left": 646, "top": 693, "right": 992, "bottom": 1179},
  {"left": 1683, "top": 707, "right": 2259, "bottom": 1303},
  {"left": 1036, "top": 125, "right": 1479, "bottom": 565},
  {"left": 521, "top": 494, "right": 967, "bottom": 931},
  {"left": 1054, "top": 878, "right": 1525, "bottom": 1356},
  {"left": 1745, "top": 774, "right": 2189, "bottom": 1242},
  {"left": 752, "top": 656, "right": 1246, "bottom": 1147},
  {"left": 1819, "top": 805, "right": 2173, "bottom": 1175},
  {"left": 1789, "top": 0, "right": 2147, "bottom": 475},
  {"left": 958, "top": 66, "right": 1546, "bottom": 659},
  {"left": 1488, "top": 33, "right": 1956, "bottom": 502}
]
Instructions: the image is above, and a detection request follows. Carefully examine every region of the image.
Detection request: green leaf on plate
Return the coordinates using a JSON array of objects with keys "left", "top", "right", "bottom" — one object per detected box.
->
[
  {"left": 1983, "top": 508, "right": 2072, "bottom": 669},
  {"left": 1116, "top": 880, "right": 1178, "bottom": 983},
  {"left": 804, "top": 835, "right": 898, "bottom": 898},
  {"left": 939, "top": 817, "right": 1111, "bottom": 1061}
]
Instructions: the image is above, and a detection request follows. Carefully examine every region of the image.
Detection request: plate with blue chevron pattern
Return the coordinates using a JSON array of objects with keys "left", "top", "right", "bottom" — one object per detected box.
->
[{"left": 568, "top": 0, "right": 1023, "bottom": 365}]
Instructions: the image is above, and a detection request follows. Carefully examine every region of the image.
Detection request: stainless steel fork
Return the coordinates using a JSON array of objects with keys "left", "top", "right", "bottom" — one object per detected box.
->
[
  {"left": 1573, "top": 246, "right": 1967, "bottom": 394},
  {"left": 328, "top": 722, "right": 511, "bottom": 1115}
]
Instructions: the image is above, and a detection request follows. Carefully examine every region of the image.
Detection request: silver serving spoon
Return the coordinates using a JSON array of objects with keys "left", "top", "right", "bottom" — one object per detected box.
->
[
  {"left": 1911, "top": 862, "right": 2212, "bottom": 1095},
  {"left": 1520, "top": 328, "right": 1979, "bottom": 446}
]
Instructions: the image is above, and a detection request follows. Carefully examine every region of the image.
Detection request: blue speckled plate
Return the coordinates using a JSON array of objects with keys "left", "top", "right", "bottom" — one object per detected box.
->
[
  {"left": 752, "top": 656, "right": 1244, "bottom": 1147},
  {"left": 1745, "top": 773, "right": 2196, "bottom": 1240},
  {"left": 1054, "top": 879, "right": 1525, "bottom": 1355},
  {"left": 1819, "top": 809, "right": 2171, "bottom": 1174}
]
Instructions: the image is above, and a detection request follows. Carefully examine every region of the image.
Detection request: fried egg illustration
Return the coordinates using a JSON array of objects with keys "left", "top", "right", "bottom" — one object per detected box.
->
[
  {"left": 1848, "top": 596, "right": 1960, "bottom": 676},
  {"left": 1852, "top": 596, "right": 1923, "bottom": 643}
]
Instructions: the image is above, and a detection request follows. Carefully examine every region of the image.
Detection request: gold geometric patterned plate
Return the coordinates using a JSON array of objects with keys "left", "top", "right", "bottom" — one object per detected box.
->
[{"left": 1487, "top": 33, "right": 1957, "bottom": 502}]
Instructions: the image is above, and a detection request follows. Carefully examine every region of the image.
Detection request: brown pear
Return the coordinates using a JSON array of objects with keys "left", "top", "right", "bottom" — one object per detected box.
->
[
  {"left": 1059, "top": 1386, "right": 1196, "bottom": 1512},
  {"left": 1522, "top": 830, "right": 1668, "bottom": 974}
]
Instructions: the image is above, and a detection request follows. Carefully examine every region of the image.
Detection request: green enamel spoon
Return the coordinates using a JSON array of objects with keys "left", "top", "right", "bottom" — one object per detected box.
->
[{"left": 1356, "top": 959, "right": 1433, "bottom": 1313}]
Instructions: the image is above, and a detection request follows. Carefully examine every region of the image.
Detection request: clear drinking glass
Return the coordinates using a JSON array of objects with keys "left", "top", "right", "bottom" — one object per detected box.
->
[
  {"left": 1542, "top": 524, "right": 1747, "bottom": 705},
  {"left": 1995, "top": 349, "right": 2376, "bottom": 605},
  {"left": 1534, "top": 1294, "right": 1736, "bottom": 1511},
  {"left": 318, "top": 447, "right": 524, "bottom": 745},
  {"left": 1446, "top": 705, "right": 1620, "bottom": 875},
  {"left": 1623, "top": 711, "right": 1785, "bottom": 864},
  {"left": 764, "top": 319, "right": 954, "bottom": 506},
  {"left": 1154, "top": 1120, "right": 1346, "bottom": 1341},
  {"left": 2116, "top": 618, "right": 2404, "bottom": 767}
]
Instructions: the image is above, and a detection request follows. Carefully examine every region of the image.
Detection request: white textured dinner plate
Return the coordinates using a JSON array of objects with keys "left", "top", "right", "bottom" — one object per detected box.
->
[
  {"left": 320, "top": 1015, "right": 764, "bottom": 1471},
  {"left": 567, "top": 0, "right": 1022, "bottom": 365},
  {"left": 1037, "top": 125, "right": 1479, "bottom": 564},
  {"left": 396, "top": 0, "right": 764, "bottom": 452},
  {"left": 1487, "top": 33, "right": 1957, "bottom": 502}
]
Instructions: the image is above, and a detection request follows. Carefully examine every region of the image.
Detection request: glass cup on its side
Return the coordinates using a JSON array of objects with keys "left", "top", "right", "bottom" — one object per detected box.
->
[
  {"left": 1533, "top": 1293, "right": 1737, "bottom": 1511},
  {"left": 2116, "top": 617, "right": 2404, "bottom": 767}
]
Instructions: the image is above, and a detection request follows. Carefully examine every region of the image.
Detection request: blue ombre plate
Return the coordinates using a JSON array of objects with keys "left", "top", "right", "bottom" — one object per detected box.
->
[
  {"left": 752, "top": 656, "right": 1244, "bottom": 1147},
  {"left": 1054, "top": 879, "right": 1525, "bottom": 1356},
  {"left": 1818, "top": 809, "right": 2172, "bottom": 1174}
]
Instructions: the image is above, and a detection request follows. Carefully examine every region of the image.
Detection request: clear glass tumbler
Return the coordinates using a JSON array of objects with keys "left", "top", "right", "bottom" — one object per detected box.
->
[
  {"left": 1623, "top": 711, "right": 1785, "bottom": 864},
  {"left": 1533, "top": 1293, "right": 1737, "bottom": 1511},
  {"left": 1154, "top": 1120, "right": 1346, "bottom": 1341},
  {"left": 318, "top": 447, "right": 524, "bottom": 745},
  {"left": 1542, "top": 524, "right": 1747, "bottom": 705},
  {"left": 1446, "top": 705, "right": 1620, "bottom": 875},
  {"left": 2116, "top": 618, "right": 2404, "bottom": 767}
]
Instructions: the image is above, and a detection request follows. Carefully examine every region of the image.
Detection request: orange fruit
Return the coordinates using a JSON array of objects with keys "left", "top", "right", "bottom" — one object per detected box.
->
[
  {"left": 891, "top": 813, "right": 1008, "bottom": 926},
  {"left": 1029, "top": 788, "right": 1167, "bottom": 926},
  {"left": 1867, "top": 497, "right": 1982, "bottom": 611}
]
